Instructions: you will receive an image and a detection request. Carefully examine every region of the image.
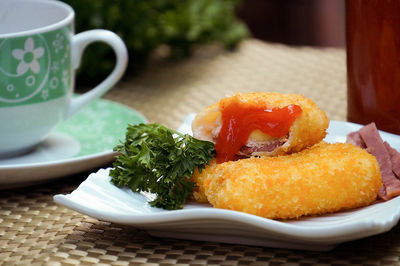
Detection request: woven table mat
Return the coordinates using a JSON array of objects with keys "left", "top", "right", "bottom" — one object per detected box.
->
[
  {"left": 105, "top": 39, "right": 347, "bottom": 129},
  {"left": 2, "top": 39, "right": 400, "bottom": 265}
]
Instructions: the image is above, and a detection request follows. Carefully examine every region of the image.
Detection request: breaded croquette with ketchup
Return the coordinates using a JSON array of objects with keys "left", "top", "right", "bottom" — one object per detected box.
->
[
  {"left": 192, "top": 92, "right": 329, "bottom": 162},
  {"left": 190, "top": 92, "right": 382, "bottom": 220},
  {"left": 191, "top": 142, "right": 382, "bottom": 220}
]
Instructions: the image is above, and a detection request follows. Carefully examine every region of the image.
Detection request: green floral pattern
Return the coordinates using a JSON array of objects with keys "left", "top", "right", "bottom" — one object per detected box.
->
[
  {"left": 56, "top": 97, "right": 147, "bottom": 157},
  {"left": 0, "top": 26, "right": 71, "bottom": 107}
]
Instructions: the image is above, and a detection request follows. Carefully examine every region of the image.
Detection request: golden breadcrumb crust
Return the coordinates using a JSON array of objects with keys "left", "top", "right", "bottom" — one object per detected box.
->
[
  {"left": 192, "top": 92, "right": 329, "bottom": 156},
  {"left": 191, "top": 142, "right": 382, "bottom": 220}
]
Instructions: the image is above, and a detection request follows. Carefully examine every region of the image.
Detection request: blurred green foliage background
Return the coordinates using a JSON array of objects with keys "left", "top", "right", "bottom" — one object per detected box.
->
[{"left": 62, "top": 0, "right": 249, "bottom": 85}]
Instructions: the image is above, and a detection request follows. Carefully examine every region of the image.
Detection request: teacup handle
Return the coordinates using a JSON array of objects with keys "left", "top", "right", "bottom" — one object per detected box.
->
[{"left": 65, "top": 29, "right": 128, "bottom": 118}]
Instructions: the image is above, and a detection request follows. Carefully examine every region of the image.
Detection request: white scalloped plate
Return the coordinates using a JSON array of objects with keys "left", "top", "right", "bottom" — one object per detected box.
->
[{"left": 54, "top": 115, "right": 400, "bottom": 251}]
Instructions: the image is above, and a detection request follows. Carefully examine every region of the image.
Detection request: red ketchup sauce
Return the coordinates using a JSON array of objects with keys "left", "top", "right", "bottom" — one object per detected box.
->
[{"left": 215, "top": 98, "right": 302, "bottom": 163}]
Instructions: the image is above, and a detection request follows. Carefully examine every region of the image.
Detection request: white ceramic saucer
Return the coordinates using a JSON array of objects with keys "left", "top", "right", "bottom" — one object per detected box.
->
[{"left": 0, "top": 98, "right": 147, "bottom": 188}]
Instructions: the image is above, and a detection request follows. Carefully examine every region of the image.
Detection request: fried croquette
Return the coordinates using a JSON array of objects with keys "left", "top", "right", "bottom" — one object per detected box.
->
[
  {"left": 192, "top": 92, "right": 329, "bottom": 161},
  {"left": 191, "top": 142, "right": 382, "bottom": 220}
]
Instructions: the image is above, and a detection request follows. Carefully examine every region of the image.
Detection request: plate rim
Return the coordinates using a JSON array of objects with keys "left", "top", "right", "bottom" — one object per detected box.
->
[
  {"left": 53, "top": 166, "right": 400, "bottom": 246},
  {"left": 0, "top": 98, "right": 147, "bottom": 169}
]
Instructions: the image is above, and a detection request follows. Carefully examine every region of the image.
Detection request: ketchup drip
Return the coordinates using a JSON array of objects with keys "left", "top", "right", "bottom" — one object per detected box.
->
[{"left": 215, "top": 98, "right": 302, "bottom": 163}]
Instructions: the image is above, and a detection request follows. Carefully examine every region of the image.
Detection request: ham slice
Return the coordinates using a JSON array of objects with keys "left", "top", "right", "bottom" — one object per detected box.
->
[
  {"left": 384, "top": 142, "right": 400, "bottom": 178},
  {"left": 346, "top": 123, "right": 400, "bottom": 200},
  {"left": 346, "top": 131, "right": 367, "bottom": 149},
  {"left": 239, "top": 139, "right": 286, "bottom": 156}
]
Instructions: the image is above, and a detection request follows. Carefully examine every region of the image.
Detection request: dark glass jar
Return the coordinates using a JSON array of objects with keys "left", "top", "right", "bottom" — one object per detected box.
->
[{"left": 346, "top": 0, "right": 400, "bottom": 134}]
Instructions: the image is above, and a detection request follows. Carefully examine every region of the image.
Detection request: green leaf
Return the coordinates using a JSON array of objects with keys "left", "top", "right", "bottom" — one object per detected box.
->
[
  {"left": 62, "top": 0, "right": 249, "bottom": 85},
  {"left": 110, "top": 123, "right": 215, "bottom": 210}
]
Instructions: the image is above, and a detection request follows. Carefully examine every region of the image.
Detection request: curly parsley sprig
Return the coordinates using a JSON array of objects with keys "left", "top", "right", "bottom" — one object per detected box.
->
[{"left": 110, "top": 123, "right": 215, "bottom": 210}]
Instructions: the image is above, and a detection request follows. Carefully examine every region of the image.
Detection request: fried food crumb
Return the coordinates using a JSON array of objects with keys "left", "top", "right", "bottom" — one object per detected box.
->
[{"left": 191, "top": 142, "right": 382, "bottom": 220}]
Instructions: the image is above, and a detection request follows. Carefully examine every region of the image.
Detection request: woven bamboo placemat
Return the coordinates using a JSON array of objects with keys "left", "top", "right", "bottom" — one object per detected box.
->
[
  {"left": 2, "top": 39, "right": 400, "bottom": 265},
  {"left": 107, "top": 39, "right": 347, "bottom": 129}
]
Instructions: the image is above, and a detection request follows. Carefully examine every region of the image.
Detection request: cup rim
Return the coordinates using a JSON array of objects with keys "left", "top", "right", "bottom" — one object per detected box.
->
[{"left": 0, "top": 0, "right": 75, "bottom": 38}]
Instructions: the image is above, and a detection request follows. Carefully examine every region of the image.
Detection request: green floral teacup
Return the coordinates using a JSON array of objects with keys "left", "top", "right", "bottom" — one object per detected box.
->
[{"left": 0, "top": 0, "right": 128, "bottom": 157}]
